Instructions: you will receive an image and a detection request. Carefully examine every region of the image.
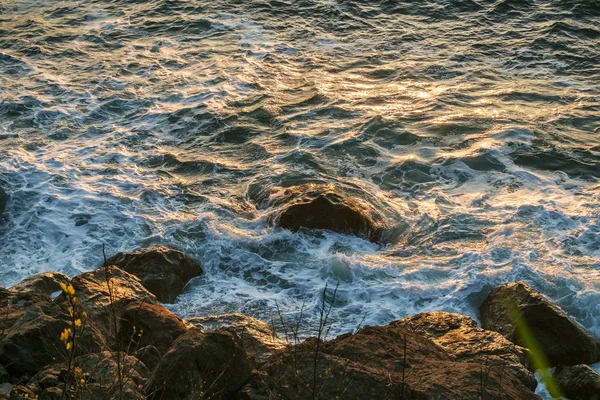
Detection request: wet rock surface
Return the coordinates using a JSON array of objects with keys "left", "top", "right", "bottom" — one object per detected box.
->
[
  {"left": 554, "top": 364, "right": 600, "bottom": 400},
  {"left": 270, "top": 186, "right": 385, "bottom": 242},
  {"left": 480, "top": 281, "right": 600, "bottom": 366},
  {"left": 105, "top": 246, "right": 203, "bottom": 303}
]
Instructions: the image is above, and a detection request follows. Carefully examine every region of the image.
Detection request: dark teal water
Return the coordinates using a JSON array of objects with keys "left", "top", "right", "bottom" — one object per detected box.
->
[{"left": 1, "top": 2, "right": 599, "bottom": 381}]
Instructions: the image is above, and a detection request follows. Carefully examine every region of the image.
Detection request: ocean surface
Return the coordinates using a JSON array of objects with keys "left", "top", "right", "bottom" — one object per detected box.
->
[{"left": 1, "top": 0, "right": 600, "bottom": 386}]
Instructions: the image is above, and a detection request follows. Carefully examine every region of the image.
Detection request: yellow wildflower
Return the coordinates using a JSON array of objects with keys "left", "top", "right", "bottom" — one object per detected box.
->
[
  {"left": 59, "top": 282, "right": 67, "bottom": 292},
  {"left": 82, "top": 311, "right": 88, "bottom": 320},
  {"left": 66, "top": 342, "right": 72, "bottom": 351},
  {"left": 74, "top": 367, "right": 82, "bottom": 374},
  {"left": 74, "top": 319, "right": 82, "bottom": 328},
  {"left": 67, "top": 284, "right": 75, "bottom": 296},
  {"left": 68, "top": 307, "right": 74, "bottom": 317}
]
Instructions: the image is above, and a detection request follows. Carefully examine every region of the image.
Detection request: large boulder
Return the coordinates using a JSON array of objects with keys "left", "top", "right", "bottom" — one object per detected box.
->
[
  {"left": 105, "top": 247, "right": 203, "bottom": 303},
  {"left": 145, "top": 328, "right": 252, "bottom": 400},
  {"left": 118, "top": 301, "right": 188, "bottom": 355},
  {"left": 188, "top": 313, "right": 287, "bottom": 365},
  {"left": 0, "top": 302, "right": 105, "bottom": 377},
  {"left": 62, "top": 265, "right": 157, "bottom": 344},
  {"left": 554, "top": 364, "right": 600, "bottom": 400},
  {"left": 480, "top": 282, "right": 600, "bottom": 366},
  {"left": 270, "top": 186, "right": 384, "bottom": 243},
  {"left": 10, "top": 272, "right": 71, "bottom": 298},
  {"left": 243, "top": 322, "right": 539, "bottom": 399},
  {"left": 393, "top": 312, "right": 537, "bottom": 390}
]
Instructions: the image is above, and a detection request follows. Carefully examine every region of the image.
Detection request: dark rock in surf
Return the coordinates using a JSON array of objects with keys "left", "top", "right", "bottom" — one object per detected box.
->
[
  {"left": 105, "top": 246, "right": 203, "bottom": 303},
  {"left": 554, "top": 364, "right": 600, "bottom": 400},
  {"left": 10, "top": 272, "right": 71, "bottom": 298},
  {"left": 187, "top": 313, "right": 286, "bottom": 365},
  {"left": 0, "top": 187, "right": 7, "bottom": 215},
  {"left": 393, "top": 312, "right": 537, "bottom": 390},
  {"left": 272, "top": 187, "right": 383, "bottom": 242},
  {"left": 118, "top": 301, "right": 188, "bottom": 355},
  {"left": 480, "top": 281, "right": 600, "bottom": 366},
  {"left": 242, "top": 321, "right": 539, "bottom": 400},
  {"left": 145, "top": 328, "right": 252, "bottom": 400}
]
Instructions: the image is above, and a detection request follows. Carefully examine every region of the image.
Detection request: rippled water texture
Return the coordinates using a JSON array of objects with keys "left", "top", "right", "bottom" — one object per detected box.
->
[{"left": 1, "top": 0, "right": 600, "bottom": 346}]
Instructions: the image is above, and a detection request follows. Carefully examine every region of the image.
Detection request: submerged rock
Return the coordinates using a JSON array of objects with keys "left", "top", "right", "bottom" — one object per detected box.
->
[
  {"left": 393, "top": 312, "right": 537, "bottom": 390},
  {"left": 118, "top": 301, "right": 188, "bottom": 355},
  {"left": 480, "top": 281, "right": 600, "bottom": 366},
  {"left": 271, "top": 186, "right": 384, "bottom": 242},
  {"left": 105, "top": 246, "right": 203, "bottom": 303},
  {"left": 188, "top": 313, "right": 286, "bottom": 365},
  {"left": 554, "top": 364, "right": 600, "bottom": 400},
  {"left": 146, "top": 328, "right": 252, "bottom": 400},
  {"left": 10, "top": 272, "right": 70, "bottom": 297},
  {"left": 243, "top": 321, "right": 539, "bottom": 400}
]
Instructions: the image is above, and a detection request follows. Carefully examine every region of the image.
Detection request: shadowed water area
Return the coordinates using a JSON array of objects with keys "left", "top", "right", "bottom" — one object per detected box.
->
[{"left": 1, "top": 0, "right": 600, "bottom": 362}]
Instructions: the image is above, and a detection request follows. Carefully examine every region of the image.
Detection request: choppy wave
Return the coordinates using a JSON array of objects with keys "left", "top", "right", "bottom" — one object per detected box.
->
[{"left": 1, "top": 0, "right": 599, "bottom": 350}]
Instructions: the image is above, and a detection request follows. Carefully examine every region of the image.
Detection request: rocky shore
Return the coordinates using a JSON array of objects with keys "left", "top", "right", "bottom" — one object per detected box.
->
[{"left": 0, "top": 246, "right": 599, "bottom": 400}]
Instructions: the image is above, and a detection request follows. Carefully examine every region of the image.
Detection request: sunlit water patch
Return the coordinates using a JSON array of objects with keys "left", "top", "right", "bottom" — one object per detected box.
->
[{"left": 0, "top": 0, "right": 599, "bottom": 343}]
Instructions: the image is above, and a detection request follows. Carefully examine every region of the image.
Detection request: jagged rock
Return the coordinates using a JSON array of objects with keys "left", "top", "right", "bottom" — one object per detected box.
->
[
  {"left": 393, "top": 312, "right": 537, "bottom": 390},
  {"left": 0, "top": 288, "right": 50, "bottom": 341},
  {"left": 243, "top": 322, "right": 539, "bottom": 399},
  {"left": 133, "top": 345, "right": 161, "bottom": 372},
  {"left": 146, "top": 328, "right": 252, "bottom": 400},
  {"left": 480, "top": 281, "right": 600, "bottom": 366},
  {"left": 105, "top": 247, "right": 203, "bottom": 303},
  {"left": 11, "top": 272, "right": 71, "bottom": 297},
  {"left": 554, "top": 364, "right": 600, "bottom": 400},
  {"left": 62, "top": 265, "right": 157, "bottom": 343},
  {"left": 188, "top": 313, "right": 286, "bottom": 365},
  {"left": 118, "top": 301, "right": 188, "bottom": 355},
  {"left": 0, "top": 302, "right": 106, "bottom": 377},
  {"left": 0, "top": 364, "right": 7, "bottom": 383},
  {"left": 270, "top": 186, "right": 384, "bottom": 242}
]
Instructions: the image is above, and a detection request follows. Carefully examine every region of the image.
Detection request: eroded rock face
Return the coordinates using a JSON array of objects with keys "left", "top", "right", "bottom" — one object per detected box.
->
[
  {"left": 393, "top": 312, "right": 536, "bottom": 390},
  {"left": 480, "top": 281, "right": 600, "bottom": 366},
  {"left": 63, "top": 265, "right": 157, "bottom": 344},
  {"left": 118, "top": 301, "right": 188, "bottom": 355},
  {"left": 270, "top": 186, "right": 384, "bottom": 242},
  {"left": 11, "top": 272, "right": 71, "bottom": 297},
  {"left": 105, "top": 247, "right": 203, "bottom": 303},
  {"left": 243, "top": 322, "right": 539, "bottom": 400},
  {"left": 0, "top": 288, "right": 50, "bottom": 340},
  {"left": 554, "top": 364, "right": 600, "bottom": 400},
  {"left": 0, "top": 302, "right": 105, "bottom": 377},
  {"left": 188, "top": 313, "right": 286, "bottom": 365},
  {"left": 146, "top": 328, "right": 252, "bottom": 400}
]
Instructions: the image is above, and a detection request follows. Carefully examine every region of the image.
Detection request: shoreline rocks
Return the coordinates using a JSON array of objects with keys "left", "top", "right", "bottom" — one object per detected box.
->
[
  {"left": 105, "top": 246, "right": 203, "bottom": 303},
  {"left": 480, "top": 281, "right": 600, "bottom": 366},
  {"left": 1, "top": 252, "right": 599, "bottom": 399}
]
